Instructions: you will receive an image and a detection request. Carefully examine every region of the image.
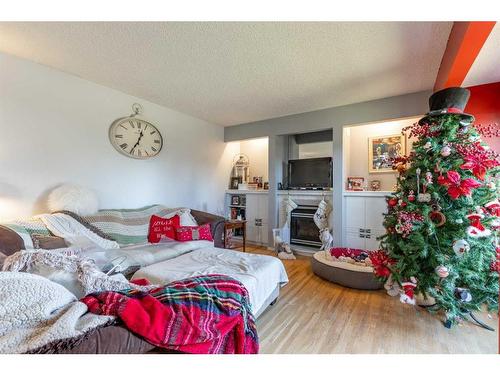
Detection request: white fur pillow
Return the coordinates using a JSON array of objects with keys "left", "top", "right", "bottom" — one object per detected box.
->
[{"left": 48, "top": 184, "right": 99, "bottom": 216}]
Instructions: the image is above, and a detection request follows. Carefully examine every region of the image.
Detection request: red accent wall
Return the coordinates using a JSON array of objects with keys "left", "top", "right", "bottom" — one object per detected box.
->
[{"left": 465, "top": 82, "right": 500, "bottom": 153}]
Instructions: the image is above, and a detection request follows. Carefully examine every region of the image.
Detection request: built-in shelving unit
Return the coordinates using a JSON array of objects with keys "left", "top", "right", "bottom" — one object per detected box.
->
[{"left": 224, "top": 190, "right": 269, "bottom": 245}]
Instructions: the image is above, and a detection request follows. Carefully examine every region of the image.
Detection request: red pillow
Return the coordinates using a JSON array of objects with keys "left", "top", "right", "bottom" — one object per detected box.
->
[
  {"left": 175, "top": 224, "right": 213, "bottom": 242},
  {"left": 148, "top": 214, "right": 180, "bottom": 243}
]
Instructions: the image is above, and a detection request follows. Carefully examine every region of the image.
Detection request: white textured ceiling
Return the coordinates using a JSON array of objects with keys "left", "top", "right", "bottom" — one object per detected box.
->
[
  {"left": 463, "top": 24, "right": 500, "bottom": 87},
  {"left": 0, "top": 22, "right": 452, "bottom": 126}
]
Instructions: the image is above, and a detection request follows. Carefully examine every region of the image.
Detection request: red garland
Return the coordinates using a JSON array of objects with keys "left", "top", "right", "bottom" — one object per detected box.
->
[
  {"left": 402, "top": 122, "right": 440, "bottom": 138},
  {"left": 437, "top": 170, "right": 482, "bottom": 199},
  {"left": 369, "top": 250, "right": 396, "bottom": 278},
  {"left": 396, "top": 211, "right": 424, "bottom": 237},
  {"left": 473, "top": 123, "right": 500, "bottom": 138}
]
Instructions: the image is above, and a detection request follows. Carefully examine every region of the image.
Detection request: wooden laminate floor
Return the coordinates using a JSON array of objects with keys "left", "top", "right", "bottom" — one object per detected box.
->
[{"left": 242, "top": 246, "right": 498, "bottom": 354}]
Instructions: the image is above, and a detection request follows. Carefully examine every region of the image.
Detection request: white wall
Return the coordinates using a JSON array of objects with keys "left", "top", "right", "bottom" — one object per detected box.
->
[
  {"left": 0, "top": 52, "right": 235, "bottom": 221},
  {"left": 344, "top": 118, "right": 417, "bottom": 191},
  {"left": 235, "top": 137, "right": 269, "bottom": 182},
  {"left": 298, "top": 141, "right": 333, "bottom": 159}
]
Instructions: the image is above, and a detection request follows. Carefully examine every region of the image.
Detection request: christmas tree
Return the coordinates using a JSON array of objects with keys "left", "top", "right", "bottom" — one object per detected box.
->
[{"left": 374, "top": 87, "right": 499, "bottom": 327}]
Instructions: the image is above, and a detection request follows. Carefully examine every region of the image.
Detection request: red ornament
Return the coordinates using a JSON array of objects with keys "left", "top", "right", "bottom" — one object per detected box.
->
[
  {"left": 400, "top": 201, "right": 407, "bottom": 208},
  {"left": 388, "top": 198, "right": 398, "bottom": 207},
  {"left": 408, "top": 190, "right": 416, "bottom": 202}
]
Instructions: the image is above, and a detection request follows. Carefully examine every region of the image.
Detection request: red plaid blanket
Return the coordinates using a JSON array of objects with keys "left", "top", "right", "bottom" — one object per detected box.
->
[{"left": 81, "top": 275, "right": 258, "bottom": 354}]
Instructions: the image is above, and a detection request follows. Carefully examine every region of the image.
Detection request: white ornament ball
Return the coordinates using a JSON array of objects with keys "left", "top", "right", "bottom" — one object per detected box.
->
[
  {"left": 440, "top": 145, "right": 451, "bottom": 157},
  {"left": 455, "top": 218, "right": 463, "bottom": 224},
  {"left": 435, "top": 265, "right": 449, "bottom": 278},
  {"left": 452, "top": 239, "right": 470, "bottom": 256},
  {"left": 48, "top": 184, "right": 99, "bottom": 216},
  {"left": 424, "top": 141, "right": 432, "bottom": 150}
]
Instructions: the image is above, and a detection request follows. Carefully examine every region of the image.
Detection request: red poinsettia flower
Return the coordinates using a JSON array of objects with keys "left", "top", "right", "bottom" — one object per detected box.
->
[
  {"left": 437, "top": 170, "right": 482, "bottom": 199},
  {"left": 460, "top": 155, "right": 499, "bottom": 181},
  {"left": 369, "top": 250, "right": 395, "bottom": 278}
]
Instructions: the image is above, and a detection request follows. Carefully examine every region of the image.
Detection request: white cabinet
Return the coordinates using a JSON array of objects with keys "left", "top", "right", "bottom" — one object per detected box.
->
[
  {"left": 225, "top": 191, "right": 269, "bottom": 246},
  {"left": 344, "top": 195, "right": 386, "bottom": 250},
  {"left": 246, "top": 193, "right": 268, "bottom": 245}
]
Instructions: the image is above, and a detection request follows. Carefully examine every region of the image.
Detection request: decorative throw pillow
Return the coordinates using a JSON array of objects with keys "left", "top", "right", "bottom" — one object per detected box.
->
[
  {"left": 148, "top": 214, "right": 180, "bottom": 243},
  {"left": 175, "top": 224, "right": 213, "bottom": 242}
]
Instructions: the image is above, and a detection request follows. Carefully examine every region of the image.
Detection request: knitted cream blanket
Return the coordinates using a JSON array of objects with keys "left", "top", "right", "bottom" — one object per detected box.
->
[
  {"left": 37, "top": 213, "right": 119, "bottom": 249},
  {"left": 0, "top": 272, "right": 113, "bottom": 354}
]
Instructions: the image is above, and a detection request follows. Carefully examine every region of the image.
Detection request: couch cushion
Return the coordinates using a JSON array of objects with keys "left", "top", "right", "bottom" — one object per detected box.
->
[
  {"left": 83, "top": 205, "right": 195, "bottom": 246},
  {"left": 2, "top": 218, "right": 51, "bottom": 249},
  {"left": 0, "top": 225, "right": 25, "bottom": 259}
]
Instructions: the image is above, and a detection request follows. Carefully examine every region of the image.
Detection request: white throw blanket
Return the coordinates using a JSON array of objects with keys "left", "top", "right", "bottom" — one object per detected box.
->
[
  {"left": 0, "top": 272, "right": 114, "bottom": 354},
  {"left": 2, "top": 249, "right": 156, "bottom": 298},
  {"left": 37, "top": 213, "right": 119, "bottom": 249},
  {"left": 134, "top": 247, "right": 289, "bottom": 315}
]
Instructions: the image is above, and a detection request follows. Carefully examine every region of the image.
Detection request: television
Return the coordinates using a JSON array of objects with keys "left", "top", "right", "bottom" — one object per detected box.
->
[{"left": 288, "top": 157, "right": 332, "bottom": 189}]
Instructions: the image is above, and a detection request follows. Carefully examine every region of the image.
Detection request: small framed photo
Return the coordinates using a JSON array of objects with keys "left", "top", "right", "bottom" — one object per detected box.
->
[
  {"left": 230, "top": 176, "right": 242, "bottom": 190},
  {"left": 368, "top": 134, "right": 406, "bottom": 173},
  {"left": 370, "top": 180, "right": 381, "bottom": 191},
  {"left": 231, "top": 195, "right": 240, "bottom": 206},
  {"left": 347, "top": 177, "right": 365, "bottom": 191}
]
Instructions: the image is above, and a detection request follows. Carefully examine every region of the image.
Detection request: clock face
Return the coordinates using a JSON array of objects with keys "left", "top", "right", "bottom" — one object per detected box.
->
[{"left": 109, "top": 117, "right": 163, "bottom": 159}]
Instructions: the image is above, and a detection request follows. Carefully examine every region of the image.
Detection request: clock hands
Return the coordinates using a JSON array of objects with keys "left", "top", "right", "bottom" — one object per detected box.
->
[{"left": 130, "top": 130, "right": 144, "bottom": 155}]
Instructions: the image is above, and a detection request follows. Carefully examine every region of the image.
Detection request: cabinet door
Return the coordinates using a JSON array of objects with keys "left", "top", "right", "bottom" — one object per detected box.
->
[
  {"left": 260, "top": 223, "right": 269, "bottom": 246},
  {"left": 345, "top": 232, "right": 366, "bottom": 249},
  {"left": 257, "top": 195, "right": 268, "bottom": 224},
  {"left": 245, "top": 223, "right": 258, "bottom": 243},
  {"left": 245, "top": 194, "right": 258, "bottom": 223},
  {"left": 365, "top": 197, "right": 387, "bottom": 234},
  {"left": 364, "top": 232, "right": 381, "bottom": 251},
  {"left": 345, "top": 197, "right": 366, "bottom": 232}
]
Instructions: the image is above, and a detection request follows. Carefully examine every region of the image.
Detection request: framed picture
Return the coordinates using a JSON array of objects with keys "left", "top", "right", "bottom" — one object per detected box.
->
[
  {"left": 347, "top": 177, "right": 365, "bottom": 191},
  {"left": 368, "top": 134, "right": 406, "bottom": 173},
  {"left": 231, "top": 195, "right": 240, "bottom": 206},
  {"left": 370, "top": 180, "right": 381, "bottom": 191},
  {"left": 230, "top": 176, "right": 242, "bottom": 190}
]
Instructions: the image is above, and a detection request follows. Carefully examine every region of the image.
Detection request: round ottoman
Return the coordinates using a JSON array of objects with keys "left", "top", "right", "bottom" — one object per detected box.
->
[{"left": 311, "top": 251, "right": 383, "bottom": 290}]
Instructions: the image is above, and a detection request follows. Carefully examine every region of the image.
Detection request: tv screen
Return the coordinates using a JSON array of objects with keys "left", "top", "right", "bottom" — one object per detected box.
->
[{"left": 288, "top": 157, "right": 332, "bottom": 189}]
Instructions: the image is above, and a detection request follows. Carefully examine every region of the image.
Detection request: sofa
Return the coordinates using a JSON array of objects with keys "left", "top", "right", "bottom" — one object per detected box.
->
[
  {"left": 0, "top": 207, "right": 225, "bottom": 354},
  {"left": 0, "top": 206, "right": 287, "bottom": 354}
]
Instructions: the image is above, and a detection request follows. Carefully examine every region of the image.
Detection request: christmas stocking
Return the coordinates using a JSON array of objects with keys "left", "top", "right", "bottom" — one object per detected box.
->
[
  {"left": 399, "top": 278, "right": 417, "bottom": 305},
  {"left": 314, "top": 199, "right": 331, "bottom": 230},
  {"left": 279, "top": 197, "right": 298, "bottom": 244},
  {"left": 466, "top": 212, "right": 491, "bottom": 238},
  {"left": 282, "top": 197, "right": 298, "bottom": 225}
]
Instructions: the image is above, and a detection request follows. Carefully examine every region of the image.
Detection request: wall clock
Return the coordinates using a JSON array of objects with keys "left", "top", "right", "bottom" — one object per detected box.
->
[{"left": 109, "top": 103, "right": 163, "bottom": 159}]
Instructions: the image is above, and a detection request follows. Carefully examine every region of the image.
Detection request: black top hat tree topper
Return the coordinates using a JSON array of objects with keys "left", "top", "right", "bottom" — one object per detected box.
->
[{"left": 419, "top": 87, "right": 475, "bottom": 125}]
